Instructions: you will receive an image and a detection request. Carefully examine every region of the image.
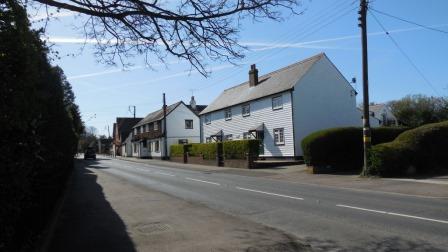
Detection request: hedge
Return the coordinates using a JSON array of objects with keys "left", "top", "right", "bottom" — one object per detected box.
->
[
  {"left": 170, "top": 140, "right": 260, "bottom": 160},
  {"left": 301, "top": 127, "right": 408, "bottom": 171},
  {"left": 367, "top": 121, "right": 448, "bottom": 176}
]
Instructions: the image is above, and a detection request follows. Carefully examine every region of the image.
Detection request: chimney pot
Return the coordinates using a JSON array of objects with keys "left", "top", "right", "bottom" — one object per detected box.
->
[{"left": 249, "top": 64, "right": 258, "bottom": 87}]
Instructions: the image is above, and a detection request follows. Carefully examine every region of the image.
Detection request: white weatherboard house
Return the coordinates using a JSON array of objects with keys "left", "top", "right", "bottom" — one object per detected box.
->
[
  {"left": 131, "top": 98, "right": 205, "bottom": 158},
  {"left": 200, "top": 53, "right": 360, "bottom": 159}
]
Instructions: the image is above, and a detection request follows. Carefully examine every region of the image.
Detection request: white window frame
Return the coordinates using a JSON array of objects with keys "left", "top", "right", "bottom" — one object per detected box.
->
[
  {"left": 155, "top": 140, "right": 160, "bottom": 152},
  {"left": 242, "top": 104, "right": 250, "bottom": 117},
  {"left": 273, "top": 128, "right": 285, "bottom": 145},
  {"left": 185, "top": 119, "right": 193, "bottom": 129},
  {"left": 204, "top": 114, "right": 211, "bottom": 125},
  {"left": 272, "top": 95, "right": 283, "bottom": 110},
  {"left": 224, "top": 108, "right": 232, "bottom": 121}
]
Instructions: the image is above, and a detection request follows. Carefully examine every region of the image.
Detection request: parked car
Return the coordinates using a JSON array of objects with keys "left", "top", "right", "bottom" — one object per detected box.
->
[{"left": 84, "top": 147, "right": 96, "bottom": 160}]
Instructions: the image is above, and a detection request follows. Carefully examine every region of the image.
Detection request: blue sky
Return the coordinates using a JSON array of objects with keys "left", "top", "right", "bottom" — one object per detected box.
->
[{"left": 31, "top": 0, "right": 448, "bottom": 136}]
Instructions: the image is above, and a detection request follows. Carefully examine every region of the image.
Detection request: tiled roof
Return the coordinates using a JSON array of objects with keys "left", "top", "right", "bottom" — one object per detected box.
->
[
  {"left": 200, "top": 53, "right": 325, "bottom": 115},
  {"left": 134, "top": 102, "right": 182, "bottom": 128}
]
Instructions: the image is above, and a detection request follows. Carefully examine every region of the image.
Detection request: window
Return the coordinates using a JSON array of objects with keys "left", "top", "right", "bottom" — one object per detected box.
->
[
  {"left": 242, "top": 104, "right": 250, "bottom": 117},
  {"left": 273, "top": 128, "right": 284, "bottom": 145},
  {"left": 178, "top": 139, "right": 188, "bottom": 144},
  {"left": 185, "top": 119, "right": 193, "bottom": 129},
  {"left": 148, "top": 141, "right": 152, "bottom": 152},
  {"left": 155, "top": 140, "right": 160, "bottom": 152},
  {"left": 272, "top": 96, "right": 283, "bottom": 110},
  {"left": 204, "top": 114, "right": 211, "bottom": 125},
  {"left": 154, "top": 122, "right": 159, "bottom": 131},
  {"left": 137, "top": 127, "right": 141, "bottom": 134},
  {"left": 242, "top": 132, "right": 249, "bottom": 140},
  {"left": 142, "top": 141, "right": 147, "bottom": 148},
  {"left": 133, "top": 143, "right": 137, "bottom": 152},
  {"left": 206, "top": 137, "right": 211, "bottom": 143},
  {"left": 224, "top": 134, "right": 233, "bottom": 141},
  {"left": 224, "top": 108, "right": 232, "bottom": 120}
]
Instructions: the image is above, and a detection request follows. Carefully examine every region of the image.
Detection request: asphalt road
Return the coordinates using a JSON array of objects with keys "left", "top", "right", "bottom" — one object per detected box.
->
[{"left": 86, "top": 158, "right": 448, "bottom": 251}]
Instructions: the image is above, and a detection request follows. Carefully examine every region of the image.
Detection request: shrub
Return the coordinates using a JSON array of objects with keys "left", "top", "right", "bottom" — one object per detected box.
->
[
  {"left": 170, "top": 140, "right": 260, "bottom": 160},
  {"left": 301, "top": 127, "right": 408, "bottom": 171},
  {"left": 367, "top": 121, "right": 448, "bottom": 176},
  {"left": 223, "top": 140, "right": 260, "bottom": 159},
  {"left": 170, "top": 144, "right": 184, "bottom": 157}
]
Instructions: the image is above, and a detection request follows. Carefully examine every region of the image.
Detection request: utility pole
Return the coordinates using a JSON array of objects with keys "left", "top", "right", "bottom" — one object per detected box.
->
[
  {"left": 129, "top": 105, "right": 136, "bottom": 118},
  {"left": 359, "top": 0, "right": 371, "bottom": 176},
  {"left": 162, "top": 93, "right": 168, "bottom": 160}
]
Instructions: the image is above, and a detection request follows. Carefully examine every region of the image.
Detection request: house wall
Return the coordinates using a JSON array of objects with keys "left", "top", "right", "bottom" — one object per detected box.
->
[
  {"left": 292, "top": 56, "right": 359, "bottom": 156},
  {"left": 166, "top": 103, "right": 201, "bottom": 156},
  {"left": 201, "top": 91, "right": 295, "bottom": 157}
]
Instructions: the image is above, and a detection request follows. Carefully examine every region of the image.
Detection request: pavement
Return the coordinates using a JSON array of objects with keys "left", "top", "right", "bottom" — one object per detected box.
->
[{"left": 47, "top": 157, "right": 448, "bottom": 251}]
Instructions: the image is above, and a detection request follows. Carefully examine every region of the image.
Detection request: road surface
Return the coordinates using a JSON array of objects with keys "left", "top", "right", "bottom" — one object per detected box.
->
[{"left": 77, "top": 157, "right": 448, "bottom": 251}]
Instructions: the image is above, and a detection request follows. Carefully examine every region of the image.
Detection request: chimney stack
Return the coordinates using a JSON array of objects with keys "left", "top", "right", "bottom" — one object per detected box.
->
[
  {"left": 249, "top": 64, "right": 258, "bottom": 87},
  {"left": 190, "top": 96, "right": 196, "bottom": 110}
]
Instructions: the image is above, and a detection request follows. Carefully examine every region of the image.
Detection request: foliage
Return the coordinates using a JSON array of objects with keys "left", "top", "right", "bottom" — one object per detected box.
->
[
  {"left": 27, "top": 0, "right": 299, "bottom": 75},
  {"left": 301, "top": 127, "right": 408, "bottom": 171},
  {"left": 170, "top": 140, "right": 260, "bottom": 160},
  {"left": 0, "top": 1, "right": 83, "bottom": 250},
  {"left": 388, "top": 94, "right": 448, "bottom": 127},
  {"left": 367, "top": 121, "right": 448, "bottom": 177},
  {"left": 223, "top": 140, "right": 260, "bottom": 159}
]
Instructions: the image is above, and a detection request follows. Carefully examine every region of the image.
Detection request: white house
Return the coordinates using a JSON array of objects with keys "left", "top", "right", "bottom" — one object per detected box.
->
[
  {"left": 131, "top": 98, "right": 206, "bottom": 158},
  {"left": 369, "top": 104, "right": 398, "bottom": 126},
  {"left": 199, "top": 53, "right": 360, "bottom": 159},
  {"left": 357, "top": 108, "right": 381, "bottom": 128}
]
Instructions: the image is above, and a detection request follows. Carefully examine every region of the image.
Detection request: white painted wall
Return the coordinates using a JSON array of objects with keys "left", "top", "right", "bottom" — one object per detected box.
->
[
  {"left": 201, "top": 91, "right": 295, "bottom": 157},
  {"left": 292, "top": 56, "right": 360, "bottom": 156}
]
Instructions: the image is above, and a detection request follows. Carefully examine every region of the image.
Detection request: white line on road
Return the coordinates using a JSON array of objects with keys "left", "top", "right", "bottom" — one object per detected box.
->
[
  {"left": 236, "top": 187, "right": 304, "bottom": 200},
  {"left": 155, "top": 172, "right": 175, "bottom": 176},
  {"left": 336, "top": 204, "right": 448, "bottom": 225},
  {"left": 185, "top": 177, "right": 221, "bottom": 186}
]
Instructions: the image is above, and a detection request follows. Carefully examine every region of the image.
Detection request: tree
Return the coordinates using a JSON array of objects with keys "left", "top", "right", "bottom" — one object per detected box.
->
[
  {"left": 388, "top": 95, "right": 448, "bottom": 128},
  {"left": 27, "top": 0, "right": 300, "bottom": 75}
]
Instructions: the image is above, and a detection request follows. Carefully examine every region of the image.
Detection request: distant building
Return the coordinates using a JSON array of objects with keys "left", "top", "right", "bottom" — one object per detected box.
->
[
  {"left": 368, "top": 104, "right": 398, "bottom": 126},
  {"left": 112, "top": 117, "right": 143, "bottom": 156},
  {"left": 200, "top": 53, "right": 359, "bottom": 159},
  {"left": 131, "top": 97, "right": 206, "bottom": 159}
]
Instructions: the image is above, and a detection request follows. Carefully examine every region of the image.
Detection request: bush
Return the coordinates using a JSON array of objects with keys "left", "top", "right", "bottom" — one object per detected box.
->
[
  {"left": 170, "top": 140, "right": 260, "bottom": 160},
  {"left": 223, "top": 140, "right": 260, "bottom": 159},
  {"left": 367, "top": 121, "right": 448, "bottom": 176},
  {"left": 170, "top": 144, "right": 184, "bottom": 157},
  {"left": 301, "top": 127, "right": 408, "bottom": 171}
]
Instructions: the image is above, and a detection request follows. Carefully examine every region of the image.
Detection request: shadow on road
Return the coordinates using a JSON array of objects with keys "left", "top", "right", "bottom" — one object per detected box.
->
[{"left": 48, "top": 159, "right": 136, "bottom": 252}]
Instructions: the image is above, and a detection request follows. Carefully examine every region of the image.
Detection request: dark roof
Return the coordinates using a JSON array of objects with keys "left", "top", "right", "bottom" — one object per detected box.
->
[
  {"left": 115, "top": 117, "right": 143, "bottom": 141},
  {"left": 134, "top": 101, "right": 183, "bottom": 128},
  {"left": 187, "top": 104, "right": 207, "bottom": 115},
  {"left": 200, "top": 53, "right": 325, "bottom": 115}
]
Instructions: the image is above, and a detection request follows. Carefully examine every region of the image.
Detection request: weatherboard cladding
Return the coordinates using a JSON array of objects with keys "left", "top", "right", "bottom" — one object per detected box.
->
[
  {"left": 200, "top": 53, "right": 324, "bottom": 115},
  {"left": 202, "top": 91, "right": 295, "bottom": 157}
]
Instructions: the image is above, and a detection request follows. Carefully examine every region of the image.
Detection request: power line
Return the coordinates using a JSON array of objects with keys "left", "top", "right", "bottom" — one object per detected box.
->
[
  {"left": 370, "top": 8, "right": 448, "bottom": 35},
  {"left": 368, "top": 10, "right": 440, "bottom": 96}
]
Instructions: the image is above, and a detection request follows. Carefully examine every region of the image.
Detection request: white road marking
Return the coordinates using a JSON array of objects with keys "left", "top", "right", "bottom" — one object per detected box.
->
[
  {"left": 336, "top": 204, "right": 448, "bottom": 225},
  {"left": 236, "top": 187, "right": 304, "bottom": 200},
  {"left": 185, "top": 177, "right": 221, "bottom": 186},
  {"left": 155, "top": 172, "right": 175, "bottom": 176}
]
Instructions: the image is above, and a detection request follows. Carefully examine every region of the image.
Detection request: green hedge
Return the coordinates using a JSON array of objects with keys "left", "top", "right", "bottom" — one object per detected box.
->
[
  {"left": 170, "top": 144, "right": 184, "bottom": 157},
  {"left": 367, "top": 121, "right": 448, "bottom": 176},
  {"left": 170, "top": 140, "right": 260, "bottom": 160},
  {"left": 223, "top": 140, "right": 260, "bottom": 159},
  {"left": 301, "top": 127, "right": 408, "bottom": 171}
]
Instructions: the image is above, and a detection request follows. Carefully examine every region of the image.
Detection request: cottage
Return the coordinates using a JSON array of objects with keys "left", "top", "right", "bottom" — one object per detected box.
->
[
  {"left": 200, "top": 53, "right": 360, "bottom": 159},
  {"left": 131, "top": 97, "right": 206, "bottom": 158},
  {"left": 112, "top": 117, "right": 143, "bottom": 156},
  {"left": 368, "top": 104, "right": 398, "bottom": 126}
]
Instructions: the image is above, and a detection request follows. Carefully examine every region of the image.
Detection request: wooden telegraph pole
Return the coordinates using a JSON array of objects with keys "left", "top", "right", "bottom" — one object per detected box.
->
[
  {"left": 162, "top": 93, "right": 168, "bottom": 160},
  {"left": 359, "top": 0, "right": 371, "bottom": 175}
]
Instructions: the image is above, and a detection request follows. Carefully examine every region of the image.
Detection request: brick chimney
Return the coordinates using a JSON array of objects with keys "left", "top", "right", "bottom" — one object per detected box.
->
[{"left": 249, "top": 64, "right": 258, "bottom": 87}]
